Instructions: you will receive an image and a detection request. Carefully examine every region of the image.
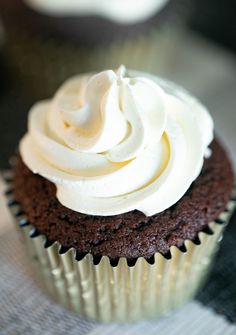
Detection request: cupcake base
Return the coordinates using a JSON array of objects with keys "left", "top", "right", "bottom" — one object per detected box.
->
[{"left": 4, "top": 168, "right": 236, "bottom": 322}]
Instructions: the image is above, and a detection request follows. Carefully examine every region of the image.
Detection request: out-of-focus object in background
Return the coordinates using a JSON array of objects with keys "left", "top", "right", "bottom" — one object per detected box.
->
[
  {"left": 0, "top": 0, "right": 191, "bottom": 100},
  {"left": 189, "top": 0, "right": 236, "bottom": 52},
  {"left": 24, "top": 0, "right": 170, "bottom": 26},
  {"left": 2, "top": 0, "right": 174, "bottom": 45},
  {"left": 0, "top": 18, "right": 8, "bottom": 93},
  {"left": 0, "top": 18, "right": 5, "bottom": 47}
]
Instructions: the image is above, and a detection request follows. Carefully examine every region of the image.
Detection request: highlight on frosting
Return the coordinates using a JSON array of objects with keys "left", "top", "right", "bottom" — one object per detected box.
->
[
  {"left": 20, "top": 66, "right": 214, "bottom": 216},
  {"left": 24, "top": 0, "right": 169, "bottom": 24}
]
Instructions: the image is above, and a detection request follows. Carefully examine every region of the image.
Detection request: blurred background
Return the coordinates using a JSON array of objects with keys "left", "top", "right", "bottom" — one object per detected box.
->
[
  {"left": 0, "top": 0, "right": 236, "bottom": 326},
  {"left": 0, "top": 0, "right": 235, "bottom": 168}
]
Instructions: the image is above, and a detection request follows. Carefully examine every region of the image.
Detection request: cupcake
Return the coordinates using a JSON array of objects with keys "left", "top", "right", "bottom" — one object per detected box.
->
[
  {"left": 6, "top": 66, "right": 235, "bottom": 322},
  {"left": 0, "top": 0, "right": 187, "bottom": 99}
]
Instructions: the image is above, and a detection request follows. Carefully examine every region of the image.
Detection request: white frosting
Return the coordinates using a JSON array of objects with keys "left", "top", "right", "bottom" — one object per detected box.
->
[
  {"left": 20, "top": 66, "right": 214, "bottom": 216},
  {"left": 24, "top": 0, "right": 169, "bottom": 24}
]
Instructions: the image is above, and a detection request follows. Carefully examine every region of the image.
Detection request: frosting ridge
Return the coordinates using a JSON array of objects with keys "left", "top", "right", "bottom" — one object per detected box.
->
[{"left": 20, "top": 66, "right": 214, "bottom": 216}]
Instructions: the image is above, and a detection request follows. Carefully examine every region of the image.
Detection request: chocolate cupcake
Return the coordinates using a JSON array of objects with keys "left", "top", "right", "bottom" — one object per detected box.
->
[
  {"left": 6, "top": 66, "right": 235, "bottom": 322},
  {"left": 0, "top": 0, "right": 188, "bottom": 99}
]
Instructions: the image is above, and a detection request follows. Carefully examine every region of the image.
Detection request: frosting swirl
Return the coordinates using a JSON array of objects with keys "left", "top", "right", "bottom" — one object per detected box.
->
[
  {"left": 24, "top": 0, "right": 169, "bottom": 24},
  {"left": 20, "top": 66, "right": 214, "bottom": 216}
]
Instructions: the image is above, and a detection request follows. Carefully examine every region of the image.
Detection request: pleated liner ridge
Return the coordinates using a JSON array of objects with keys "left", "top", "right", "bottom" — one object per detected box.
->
[{"left": 3, "top": 169, "right": 236, "bottom": 322}]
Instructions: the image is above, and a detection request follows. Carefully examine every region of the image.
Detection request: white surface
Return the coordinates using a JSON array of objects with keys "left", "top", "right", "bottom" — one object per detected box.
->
[{"left": 88, "top": 303, "right": 236, "bottom": 335}]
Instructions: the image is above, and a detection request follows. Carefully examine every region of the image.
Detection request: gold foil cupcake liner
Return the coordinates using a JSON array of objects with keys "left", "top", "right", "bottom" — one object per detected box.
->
[{"left": 4, "top": 170, "right": 236, "bottom": 322}]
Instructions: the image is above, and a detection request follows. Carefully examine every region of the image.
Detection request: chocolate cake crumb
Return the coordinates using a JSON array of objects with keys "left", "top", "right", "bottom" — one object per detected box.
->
[{"left": 12, "top": 140, "right": 234, "bottom": 259}]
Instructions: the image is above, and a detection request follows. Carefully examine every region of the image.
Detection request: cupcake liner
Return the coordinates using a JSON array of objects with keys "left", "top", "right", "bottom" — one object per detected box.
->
[{"left": 4, "top": 169, "right": 236, "bottom": 322}]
